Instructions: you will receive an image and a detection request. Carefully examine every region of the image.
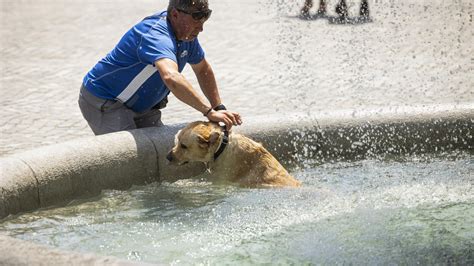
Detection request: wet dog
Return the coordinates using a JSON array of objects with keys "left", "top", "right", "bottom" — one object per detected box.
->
[{"left": 166, "top": 121, "right": 301, "bottom": 188}]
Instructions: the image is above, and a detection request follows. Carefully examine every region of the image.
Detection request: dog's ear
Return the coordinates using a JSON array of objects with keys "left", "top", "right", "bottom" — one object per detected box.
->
[
  {"left": 197, "top": 131, "right": 220, "bottom": 148},
  {"left": 208, "top": 131, "right": 220, "bottom": 145},
  {"left": 197, "top": 135, "right": 210, "bottom": 148},
  {"left": 174, "top": 130, "right": 182, "bottom": 145}
]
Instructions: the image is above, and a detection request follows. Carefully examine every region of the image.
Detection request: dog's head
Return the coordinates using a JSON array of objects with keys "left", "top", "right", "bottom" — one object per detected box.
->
[{"left": 167, "top": 121, "right": 223, "bottom": 165}]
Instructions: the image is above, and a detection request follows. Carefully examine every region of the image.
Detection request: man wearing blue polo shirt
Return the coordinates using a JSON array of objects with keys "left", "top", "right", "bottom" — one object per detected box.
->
[{"left": 79, "top": 0, "right": 242, "bottom": 135}]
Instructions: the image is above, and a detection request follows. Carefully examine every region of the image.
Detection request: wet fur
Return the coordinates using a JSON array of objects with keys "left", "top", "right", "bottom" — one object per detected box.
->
[{"left": 167, "top": 121, "right": 301, "bottom": 188}]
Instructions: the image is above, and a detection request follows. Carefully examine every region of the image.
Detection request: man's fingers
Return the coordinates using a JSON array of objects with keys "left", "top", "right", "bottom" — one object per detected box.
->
[
  {"left": 223, "top": 117, "right": 233, "bottom": 130},
  {"left": 210, "top": 110, "right": 242, "bottom": 129},
  {"left": 224, "top": 111, "right": 242, "bottom": 126},
  {"left": 227, "top": 113, "right": 238, "bottom": 126},
  {"left": 215, "top": 112, "right": 232, "bottom": 129},
  {"left": 233, "top": 112, "right": 242, "bottom": 125}
]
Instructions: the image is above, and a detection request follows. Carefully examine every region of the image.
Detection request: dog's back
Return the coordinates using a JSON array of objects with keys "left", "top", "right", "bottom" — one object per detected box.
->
[{"left": 209, "top": 133, "right": 301, "bottom": 187}]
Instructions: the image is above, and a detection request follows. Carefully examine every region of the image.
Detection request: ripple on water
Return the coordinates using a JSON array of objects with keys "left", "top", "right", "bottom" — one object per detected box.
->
[{"left": 0, "top": 153, "right": 472, "bottom": 264}]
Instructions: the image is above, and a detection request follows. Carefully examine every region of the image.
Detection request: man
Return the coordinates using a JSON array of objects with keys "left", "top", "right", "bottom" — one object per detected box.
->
[{"left": 79, "top": 0, "right": 242, "bottom": 135}]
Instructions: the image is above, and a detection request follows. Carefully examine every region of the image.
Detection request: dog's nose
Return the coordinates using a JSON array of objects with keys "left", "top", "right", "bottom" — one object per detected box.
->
[{"left": 166, "top": 152, "right": 174, "bottom": 162}]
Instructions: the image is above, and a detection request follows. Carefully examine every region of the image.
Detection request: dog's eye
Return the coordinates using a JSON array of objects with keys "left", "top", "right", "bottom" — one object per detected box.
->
[{"left": 180, "top": 143, "right": 188, "bottom": 149}]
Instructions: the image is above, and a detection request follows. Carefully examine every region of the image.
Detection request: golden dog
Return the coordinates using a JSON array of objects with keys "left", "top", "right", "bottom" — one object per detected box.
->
[{"left": 166, "top": 121, "right": 301, "bottom": 188}]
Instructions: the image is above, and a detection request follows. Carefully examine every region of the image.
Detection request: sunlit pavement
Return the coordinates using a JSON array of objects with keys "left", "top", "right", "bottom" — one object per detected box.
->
[{"left": 1, "top": 0, "right": 472, "bottom": 157}]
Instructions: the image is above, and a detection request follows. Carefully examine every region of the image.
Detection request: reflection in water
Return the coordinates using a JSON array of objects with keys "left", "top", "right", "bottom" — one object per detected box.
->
[{"left": 1, "top": 153, "right": 473, "bottom": 264}]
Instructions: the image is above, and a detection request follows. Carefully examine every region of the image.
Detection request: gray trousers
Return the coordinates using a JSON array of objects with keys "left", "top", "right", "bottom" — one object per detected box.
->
[{"left": 78, "top": 85, "right": 164, "bottom": 135}]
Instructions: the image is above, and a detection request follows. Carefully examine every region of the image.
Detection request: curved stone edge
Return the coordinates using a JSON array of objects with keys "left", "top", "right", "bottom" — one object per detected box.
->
[
  {"left": 238, "top": 103, "right": 473, "bottom": 166},
  {"left": 0, "top": 157, "right": 39, "bottom": 220},
  {"left": 0, "top": 130, "right": 160, "bottom": 218},
  {"left": 0, "top": 103, "right": 472, "bottom": 265},
  {"left": 140, "top": 123, "right": 207, "bottom": 183},
  {"left": 1, "top": 103, "right": 472, "bottom": 218}
]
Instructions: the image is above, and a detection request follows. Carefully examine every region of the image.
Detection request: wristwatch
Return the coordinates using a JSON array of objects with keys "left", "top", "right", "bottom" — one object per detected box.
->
[{"left": 213, "top": 104, "right": 226, "bottom": 111}]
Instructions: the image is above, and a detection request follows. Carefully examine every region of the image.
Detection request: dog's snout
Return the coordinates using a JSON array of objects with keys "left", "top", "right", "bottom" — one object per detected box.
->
[{"left": 166, "top": 151, "right": 174, "bottom": 162}]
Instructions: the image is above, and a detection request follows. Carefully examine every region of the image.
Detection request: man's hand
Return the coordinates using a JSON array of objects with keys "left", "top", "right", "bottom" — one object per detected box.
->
[{"left": 206, "top": 110, "right": 242, "bottom": 130}]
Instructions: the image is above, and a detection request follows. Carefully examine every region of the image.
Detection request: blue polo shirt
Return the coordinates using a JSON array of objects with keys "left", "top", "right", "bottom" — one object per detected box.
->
[{"left": 83, "top": 11, "right": 205, "bottom": 113}]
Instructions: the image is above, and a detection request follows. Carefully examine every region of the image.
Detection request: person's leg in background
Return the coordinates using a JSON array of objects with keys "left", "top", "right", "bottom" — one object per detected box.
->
[
  {"left": 335, "top": 0, "right": 348, "bottom": 20},
  {"left": 316, "top": 0, "right": 327, "bottom": 16},
  {"left": 300, "top": 0, "right": 313, "bottom": 18}
]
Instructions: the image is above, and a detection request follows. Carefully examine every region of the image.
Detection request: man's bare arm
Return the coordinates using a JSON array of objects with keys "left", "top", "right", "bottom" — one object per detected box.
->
[
  {"left": 155, "top": 58, "right": 242, "bottom": 129},
  {"left": 155, "top": 58, "right": 211, "bottom": 114},
  {"left": 191, "top": 58, "right": 221, "bottom": 108}
]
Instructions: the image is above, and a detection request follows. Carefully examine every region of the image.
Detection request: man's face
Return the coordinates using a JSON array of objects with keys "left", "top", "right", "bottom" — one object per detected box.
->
[{"left": 172, "top": 7, "right": 211, "bottom": 41}]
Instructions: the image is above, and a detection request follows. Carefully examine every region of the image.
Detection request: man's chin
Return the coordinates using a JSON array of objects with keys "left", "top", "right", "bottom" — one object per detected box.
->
[{"left": 184, "top": 35, "right": 198, "bottom": 41}]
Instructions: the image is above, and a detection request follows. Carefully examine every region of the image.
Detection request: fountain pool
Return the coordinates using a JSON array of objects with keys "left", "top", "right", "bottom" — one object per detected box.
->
[{"left": 1, "top": 152, "right": 472, "bottom": 264}]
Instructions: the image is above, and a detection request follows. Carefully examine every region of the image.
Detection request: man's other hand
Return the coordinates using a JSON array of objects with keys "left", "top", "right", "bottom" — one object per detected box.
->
[{"left": 206, "top": 110, "right": 242, "bottom": 130}]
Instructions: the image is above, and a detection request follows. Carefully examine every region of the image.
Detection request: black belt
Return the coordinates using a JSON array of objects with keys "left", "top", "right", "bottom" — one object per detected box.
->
[
  {"left": 124, "top": 95, "right": 169, "bottom": 110},
  {"left": 151, "top": 96, "right": 168, "bottom": 110}
]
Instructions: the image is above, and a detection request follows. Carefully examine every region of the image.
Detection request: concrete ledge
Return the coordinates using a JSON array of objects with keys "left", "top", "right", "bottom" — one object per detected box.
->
[
  {"left": 140, "top": 123, "right": 206, "bottom": 183},
  {"left": 1, "top": 103, "right": 472, "bottom": 219},
  {"left": 1, "top": 130, "right": 160, "bottom": 218},
  {"left": 239, "top": 103, "right": 473, "bottom": 165},
  {"left": 0, "top": 103, "right": 472, "bottom": 265},
  {"left": 0, "top": 157, "right": 39, "bottom": 219}
]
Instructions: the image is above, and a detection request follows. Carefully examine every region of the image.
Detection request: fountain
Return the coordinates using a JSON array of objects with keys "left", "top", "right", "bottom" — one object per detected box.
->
[{"left": 0, "top": 104, "right": 472, "bottom": 264}]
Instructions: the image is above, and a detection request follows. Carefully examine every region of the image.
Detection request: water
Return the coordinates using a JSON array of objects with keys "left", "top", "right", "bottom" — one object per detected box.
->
[{"left": 1, "top": 153, "right": 473, "bottom": 264}]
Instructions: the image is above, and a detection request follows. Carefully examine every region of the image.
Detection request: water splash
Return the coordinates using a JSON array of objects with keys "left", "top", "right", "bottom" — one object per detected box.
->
[{"left": 1, "top": 153, "right": 472, "bottom": 264}]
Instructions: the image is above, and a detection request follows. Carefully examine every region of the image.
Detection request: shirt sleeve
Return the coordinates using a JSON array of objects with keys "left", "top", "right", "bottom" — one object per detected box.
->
[
  {"left": 187, "top": 38, "right": 205, "bottom": 65},
  {"left": 137, "top": 26, "right": 177, "bottom": 65}
]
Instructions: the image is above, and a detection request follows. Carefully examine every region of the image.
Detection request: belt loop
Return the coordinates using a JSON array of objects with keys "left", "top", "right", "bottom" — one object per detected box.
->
[{"left": 100, "top": 100, "right": 109, "bottom": 112}]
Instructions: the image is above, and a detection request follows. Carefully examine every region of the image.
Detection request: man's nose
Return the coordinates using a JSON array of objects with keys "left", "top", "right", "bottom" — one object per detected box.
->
[{"left": 166, "top": 152, "right": 174, "bottom": 162}]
